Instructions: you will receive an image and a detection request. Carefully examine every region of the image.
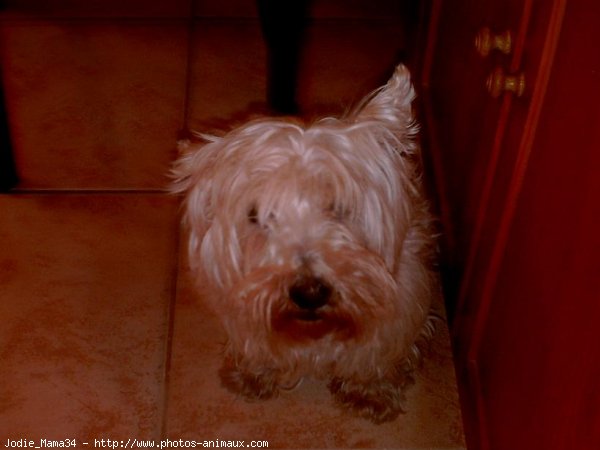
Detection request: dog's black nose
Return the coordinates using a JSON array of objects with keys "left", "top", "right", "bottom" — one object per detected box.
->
[{"left": 288, "top": 276, "right": 332, "bottom": 310}]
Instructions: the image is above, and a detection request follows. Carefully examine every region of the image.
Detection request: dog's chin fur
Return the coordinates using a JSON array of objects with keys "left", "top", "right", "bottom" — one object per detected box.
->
[{"left": 172, "top": 64, "right": 440, "bottom": 424}]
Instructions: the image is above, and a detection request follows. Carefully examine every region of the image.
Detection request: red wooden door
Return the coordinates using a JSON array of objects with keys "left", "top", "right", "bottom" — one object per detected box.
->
[
  {"left": 421, "top": 0, "right": 526, "bottom": 276},
  {"left": 421, "top": 0, "right": 600, "bottom": 448},
  {"left": 471, "top": 2, "right": 600, "bottom": 447}
]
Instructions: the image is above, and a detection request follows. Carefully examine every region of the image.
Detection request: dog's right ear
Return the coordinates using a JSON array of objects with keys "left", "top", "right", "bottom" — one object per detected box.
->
[{"left": 170, "top": 135, "right": 221, "bottom": 224}]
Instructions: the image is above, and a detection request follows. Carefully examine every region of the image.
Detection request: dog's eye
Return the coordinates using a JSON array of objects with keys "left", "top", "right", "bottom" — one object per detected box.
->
[
  {"left": 247, "top": 206, "right": 259, "bottom": 224},
  {"left": 326, "top": 202, "right": 347, "bottom": 220}
]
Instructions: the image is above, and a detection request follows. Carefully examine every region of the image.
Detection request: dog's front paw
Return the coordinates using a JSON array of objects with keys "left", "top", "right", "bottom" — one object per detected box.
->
[
  {"left": 328, "top": 376, "right": 411, "bottom": 424},
  {"left": 219, "top": 358, "right": 279, "bottom": 401}
]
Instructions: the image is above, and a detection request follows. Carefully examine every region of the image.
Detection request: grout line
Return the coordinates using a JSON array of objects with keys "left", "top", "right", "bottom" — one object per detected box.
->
[
  {"left": 158, "top": 223, "right": 183, "bottom": 440},
  {"left": 158, "top": 4, "right": 190, "bottom": 438}
]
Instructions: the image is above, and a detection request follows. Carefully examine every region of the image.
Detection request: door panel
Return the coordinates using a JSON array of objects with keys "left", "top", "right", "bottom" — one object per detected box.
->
[
  {"left": 424, "top": 0, "right": 527, "bottom": 272},
  {"left": 422, "top": 0, "right": 600, "bottom": 448},
  {"left": 478, "top": 2, "right": 600, "bottom": 447}
]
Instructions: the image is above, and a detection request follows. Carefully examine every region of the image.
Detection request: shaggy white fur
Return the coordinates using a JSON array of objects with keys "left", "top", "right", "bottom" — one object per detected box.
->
[{"left": 172, "top": 64, "right": 439, "bottom": 423}]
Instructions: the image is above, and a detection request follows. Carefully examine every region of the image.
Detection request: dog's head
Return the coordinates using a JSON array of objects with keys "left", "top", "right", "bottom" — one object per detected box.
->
[{"left": 172, "top": 65, "right": 422, "bottom": 361}]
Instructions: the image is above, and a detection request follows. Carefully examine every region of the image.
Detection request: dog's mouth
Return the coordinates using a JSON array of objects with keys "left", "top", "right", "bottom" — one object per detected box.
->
[
  {"left": 272, "top": 307, "right": 357, "bottom": 342},
  {"left": 294, "top": 310, "right": 322, "bottom": 322}
]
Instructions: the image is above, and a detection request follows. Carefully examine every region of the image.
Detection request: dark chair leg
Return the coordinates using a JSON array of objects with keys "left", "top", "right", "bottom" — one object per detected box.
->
[
  {"left": 257, "top": 0, "right": 310, "bottom": 115},
  {"left": 0, "top": 82, "right": 17, "bottom": 191}
]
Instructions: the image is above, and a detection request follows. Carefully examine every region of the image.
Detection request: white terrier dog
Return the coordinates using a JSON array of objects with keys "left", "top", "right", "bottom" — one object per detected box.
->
[{"left": 172, "top": 65, "right": 438, "bottom": 423}]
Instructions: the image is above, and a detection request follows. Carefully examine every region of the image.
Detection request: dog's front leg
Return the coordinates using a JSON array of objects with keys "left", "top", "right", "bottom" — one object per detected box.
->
[
  {"left": 328, "top": 369, "right": 415, "bottom": 423},
  {"left": 218, "top": 354, "right": 280, "bottom": 401}
]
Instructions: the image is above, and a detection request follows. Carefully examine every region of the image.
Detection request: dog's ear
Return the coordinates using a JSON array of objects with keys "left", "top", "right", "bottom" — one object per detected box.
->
[
  {"left": 170, "top": 135, "right": 221, "bottom": 224},
  {"left": 351, "top": 64, "right": 417, "bottom": 138}
]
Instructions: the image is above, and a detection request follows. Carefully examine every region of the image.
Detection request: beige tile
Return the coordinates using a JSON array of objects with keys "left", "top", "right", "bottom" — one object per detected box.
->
[
  {"left": 186, "top": 20, "right": 406, "bottom": 129},
  {"left": 166, "top": 260, "right": 465, "bottom": 448},
  {"left": 0, "top": 22, "right": 188, "bottom": 189},
  {"left": 0, "top": 194, "right": 178, "bottom": 440},
  {"left": 298, "top": 22, "right": 408, "bottom": 117},
  {"left": 186, "top": 21, "right": 268, "bottom": 131}
]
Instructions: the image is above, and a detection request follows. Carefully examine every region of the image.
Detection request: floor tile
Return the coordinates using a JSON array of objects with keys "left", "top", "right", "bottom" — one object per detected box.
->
[
  {"left": 165, "top": 258, "right": 465, "bottom": 449},
  {"left": 186, "top": 20, "right": 268, "bottom": 132},
  {"left": 186, "top": 20, "right": 407, "bottom": 130},
  {"left": 0, "top": 22, "right": 188, "bottom": 189},
  {"left": 0, "top": 194, "right": 178, "bottom": 441},
  {"left": 297, "top": 21, "right": 408, "bottom": 117}
]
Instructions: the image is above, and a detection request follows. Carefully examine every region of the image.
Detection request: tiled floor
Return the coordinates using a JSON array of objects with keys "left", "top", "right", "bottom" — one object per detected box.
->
[
  {"left": 0, "top": 22, "right": 188, "bottom": 189},
  {"left": 0, "top": 3, "right": 465, "bottom": 448},
  {"left": 0, "top": 194, "right": 179, "bottom": 439}
]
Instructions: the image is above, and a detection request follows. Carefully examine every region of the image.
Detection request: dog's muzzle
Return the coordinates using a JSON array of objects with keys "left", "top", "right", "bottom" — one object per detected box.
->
[
  {"left": 274, "top": 275, "right": 355, "bottom": 341},
  {"left": 288, "top": 276, "right": 332, "bottom": 310}
]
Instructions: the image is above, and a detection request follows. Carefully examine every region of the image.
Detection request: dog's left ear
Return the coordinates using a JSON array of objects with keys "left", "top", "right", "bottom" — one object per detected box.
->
[{"left": 352, "top": 64, "right": 417, "bottom": 137}]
